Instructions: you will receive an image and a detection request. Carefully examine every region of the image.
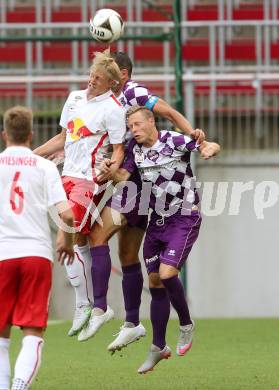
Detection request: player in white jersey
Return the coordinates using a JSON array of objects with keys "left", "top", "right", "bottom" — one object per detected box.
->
[
  {"left": 0, "top": 106, "right": 74, "bottom": 390},
  {"left": 34, "top": 50, "right": 126, "bottom": 339}
]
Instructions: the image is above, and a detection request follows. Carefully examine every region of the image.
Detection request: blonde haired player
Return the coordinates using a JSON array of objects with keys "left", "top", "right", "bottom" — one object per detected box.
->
[
  {"left": 34, "top": 50, "right": 126, "bottom": 339},
  {"left": 0, "top": 106, "right": 74, "bottom": 390}
]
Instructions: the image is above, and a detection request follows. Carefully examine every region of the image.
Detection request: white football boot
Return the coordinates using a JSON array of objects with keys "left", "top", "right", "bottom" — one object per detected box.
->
[
  {"left": 107, "top": 322, "right": 146, "bottom": 353},
  {"left": 176, "top": 320, "right": 195, "bottom": 356},
  {"left": 137, "top": 344, "right": 171, "bottom": 374},
  {"left": 78, "top": 306, "right": 114, "bottom": 342},
  {"left": 67, "top": 304, "right": 92, "bottom": 336}
]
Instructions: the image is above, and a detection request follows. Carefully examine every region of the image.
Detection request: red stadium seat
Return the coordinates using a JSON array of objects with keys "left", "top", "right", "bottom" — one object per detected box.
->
[
  {"left": 187, "top": 2, "right": 275, "bottom": 21},
  {"left": 7, "top": 6, "right": 36, "bottom": 23},
  {"left": 1, "top": 82, "right": 279, "bottom": 103},
  {"left": 5, "top": 4, "right": 172, "bottom": 23},
  {"left": 1, "top": 39, "right": 279, "bottom": 63},
  {"left": 6, "top": 2, "right": 273, "bottom": 23}
]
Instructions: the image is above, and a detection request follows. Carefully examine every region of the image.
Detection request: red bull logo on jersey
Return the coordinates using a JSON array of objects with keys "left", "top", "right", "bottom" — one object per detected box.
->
[{"left": 67, "top": 118, "right": 92, "bottom": 141}]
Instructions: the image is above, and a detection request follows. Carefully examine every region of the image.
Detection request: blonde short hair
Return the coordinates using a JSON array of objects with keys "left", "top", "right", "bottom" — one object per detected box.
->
[
  {"left": 4, "top": 106, "right": 33, "bottom": 144},
  {"left": 90, "top": 49, "right": 122, "bottom": 84},
  {"left": 126, "top": 105, "right": 154, "bottom": 121}
]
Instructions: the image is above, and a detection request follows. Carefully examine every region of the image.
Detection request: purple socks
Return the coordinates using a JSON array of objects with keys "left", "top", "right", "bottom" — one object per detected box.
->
[
  {"left": 90, "top": 245, "right": 111, "bottom": 312},
  {"left": 122, "top": 263, "right": 143, "bottom": 326},
  {"left": 161, "top": 275, "right": 192, "bottom": 326},
  {"left": 150, "top": 288, "right": 170, "bottom": 350}
]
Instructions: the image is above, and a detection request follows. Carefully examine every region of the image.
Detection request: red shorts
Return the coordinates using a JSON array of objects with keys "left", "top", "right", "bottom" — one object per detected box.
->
[
  {"left": 62, "top": 176, "right": 105, "bottom": 235},
  {"left": 0, "top": 257, "right": 52, "bottom": 331}
]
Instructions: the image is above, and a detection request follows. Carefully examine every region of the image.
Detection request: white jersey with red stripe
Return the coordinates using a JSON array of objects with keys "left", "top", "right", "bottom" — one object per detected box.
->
[
  {"left": 0, "top": 146, "right": 67, "bottom": 262},
  {"left": 60, "top": 89, "right": 126, "bottom": 181}
]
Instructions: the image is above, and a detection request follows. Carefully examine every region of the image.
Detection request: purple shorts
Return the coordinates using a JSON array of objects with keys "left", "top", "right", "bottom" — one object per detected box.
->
[
  {"left": 106, "top": 171, "right": 148, "bottom": 231},
  {"left": 143, "top": 211, "right": 202, "bottom": 274}
]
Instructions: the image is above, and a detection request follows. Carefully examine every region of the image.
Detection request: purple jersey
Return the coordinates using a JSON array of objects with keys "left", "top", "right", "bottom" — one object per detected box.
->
[
  {"left": 107, "top": 79, "right": 158, "bottom": 229},
  {"left": 122, "top": 130, "right": 200, "bottom": 215},
  {"left": 119, "top": 80, "right": 159, "bottom": 111},
  {"left": 118, "top": 80, "right": 159, "bottom": 142}
]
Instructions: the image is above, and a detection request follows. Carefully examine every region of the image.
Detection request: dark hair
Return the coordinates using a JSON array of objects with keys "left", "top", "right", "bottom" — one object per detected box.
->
[
  {"left": 4, "top": 106, "right": 33, "bottom": 144},
  {"left": 111, "top": 52, "right": 133, "bottom": 77}
]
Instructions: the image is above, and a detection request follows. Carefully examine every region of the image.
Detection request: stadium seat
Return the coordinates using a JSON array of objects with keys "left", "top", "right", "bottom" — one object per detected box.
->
[
  {"left": 5, "top": 4, "right": 173, "bottom": 23},
  {"left": 1, "top": 0, "right": 278, "bottom": 118},
  {"left": 187, "top": 3, "right": 266, "bottom": 21},
  {"left": 1, "top": 39, "right": 279, "bottom": 64},
  {"left": 5, "top": 2, "right": 275, "bottom": 23}
]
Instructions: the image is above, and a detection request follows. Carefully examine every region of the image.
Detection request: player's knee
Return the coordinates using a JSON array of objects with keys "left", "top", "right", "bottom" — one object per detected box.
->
[
  {"left": 119, "top": 247, "right": 139, "bottom": 266},
  {"left": 89, "top": 222, "right": 115, "bottom": 246},
  {"left": 22, "top": 327, "right": 44, "bottom": 338},
  {"left": 148, "top": 272, "right": 163, "bottom": 288},
  {"left": 75, "top": 233, "right": 88, "bottom": 246},
  {"left": 159, "top": 264, "right": 178, "bottom": 280},
  {"left": 89, "top": 230, "right": 108, "bottom": 246}
]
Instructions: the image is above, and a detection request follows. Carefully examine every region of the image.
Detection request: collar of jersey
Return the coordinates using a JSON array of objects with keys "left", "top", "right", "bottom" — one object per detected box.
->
[
  {"left": 86, "top": 89, "right": 113, "bottom": 102},
  {"left": 123, "top": 79, "right": 133, "bottom": 90},
  {"left": 140, "top": 138, "right": 160, "bottom": 151},
  {"left": 3, "top": 146, "right": 33, "bottom": 154}
]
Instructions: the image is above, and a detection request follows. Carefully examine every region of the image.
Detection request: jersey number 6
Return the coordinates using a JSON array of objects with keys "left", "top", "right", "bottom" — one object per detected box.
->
[{"left": 10, "top": 171, "right": 24, "bottom": 215}]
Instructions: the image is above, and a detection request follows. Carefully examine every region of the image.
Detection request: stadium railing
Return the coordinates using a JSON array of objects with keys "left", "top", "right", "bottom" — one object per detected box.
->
[
  {"left": 1, "top": 73, "right": 278, "bottom": 152},
  {"left": 2, "top": 0, "right": 278, "bottom": 24},
  {"left": 0, "top": 19, "right": 279, "bottom": 75}
]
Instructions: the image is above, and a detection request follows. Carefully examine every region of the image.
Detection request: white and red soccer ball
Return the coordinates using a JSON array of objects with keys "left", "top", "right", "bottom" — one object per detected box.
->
[{"left": 89, "top": 8, "right": 124, "bottom": 44}]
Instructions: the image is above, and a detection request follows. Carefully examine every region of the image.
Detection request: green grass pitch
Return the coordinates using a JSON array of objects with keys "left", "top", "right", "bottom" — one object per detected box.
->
[{"left": 9, "top": 319, "right": 279, "bottom": 390}]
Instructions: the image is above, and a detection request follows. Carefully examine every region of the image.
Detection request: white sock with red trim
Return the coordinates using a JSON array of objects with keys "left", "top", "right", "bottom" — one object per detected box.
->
[
  {"left": 0, "top": 338, "right": 10, "bottom": 390},
  {"left": 12, "top": 335, "right": 44, "bottom": 389},
  {"left": 65, "top": 244, "right": 93, "bottom": 307},
  {"left": 78, "top": 244, "right": 93, "bottom": 303}
]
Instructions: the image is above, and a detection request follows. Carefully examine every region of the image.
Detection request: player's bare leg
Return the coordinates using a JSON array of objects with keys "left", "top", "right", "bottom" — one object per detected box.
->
[
  {"left": 138, "top": 273, "right": 171, "bottom": 374},
  {"left": 78, "top": 207, "right": 125, "bottom": 342},
  {"left": 0, "top": 325, "right": 11, "bottom": 390},
  {"left": 9, "top": 327, "right": 44, "bottom": 390},
  {"left": 160, "top": 264, "right": 194, "bottom": 356},
  {"left": 108, "top": 225, "right": 146, "bottom": 353},
  {"left": 64, "top": 231, "right": 93, "bottom": 336}
]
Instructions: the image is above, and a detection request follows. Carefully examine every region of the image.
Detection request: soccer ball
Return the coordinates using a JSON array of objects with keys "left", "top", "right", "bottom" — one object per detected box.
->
[{"left": 89, "top": 8, "right": 124, "bottom": 44}]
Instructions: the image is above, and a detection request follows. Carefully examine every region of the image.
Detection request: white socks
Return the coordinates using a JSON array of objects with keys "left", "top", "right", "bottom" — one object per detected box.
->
[
  {"left": 65, "top": 244, "right": 93, "bottom": 307},
  {"left": 0, "top": 338, "right": 10, "bottom": 390},
  {"left": 12, "top": 335, "right": 44, "bottom": 389}
]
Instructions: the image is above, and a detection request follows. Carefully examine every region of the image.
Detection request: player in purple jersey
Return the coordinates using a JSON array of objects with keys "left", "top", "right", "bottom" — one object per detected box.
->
[
  {"left": 99, "top": 105, "right": 219, "bottom": 373},
  {"left": 81, "top": 52, "right": 208, "bottom": 351},
  {"left": 112, "top": 52, "right": 205, "bottom": 143}
]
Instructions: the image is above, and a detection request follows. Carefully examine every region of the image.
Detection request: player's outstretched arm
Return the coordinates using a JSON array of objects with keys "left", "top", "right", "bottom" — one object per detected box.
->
[
  {"left": 153, "top": 98, "right": 205, "bottom": 143},
  {"left": 55, "top": 202, "right": 75, "bottom": 265},
  {"left": 199, "top": 141, "right": 220, "bottom": 160},
  {"left": 33, "top": 128, "right": 66, "bottom": 158}
]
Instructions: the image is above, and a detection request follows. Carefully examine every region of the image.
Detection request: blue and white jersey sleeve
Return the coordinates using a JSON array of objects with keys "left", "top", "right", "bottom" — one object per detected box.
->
[{"left": 123, "top": 81, "right": 159, "bottom": 111}]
